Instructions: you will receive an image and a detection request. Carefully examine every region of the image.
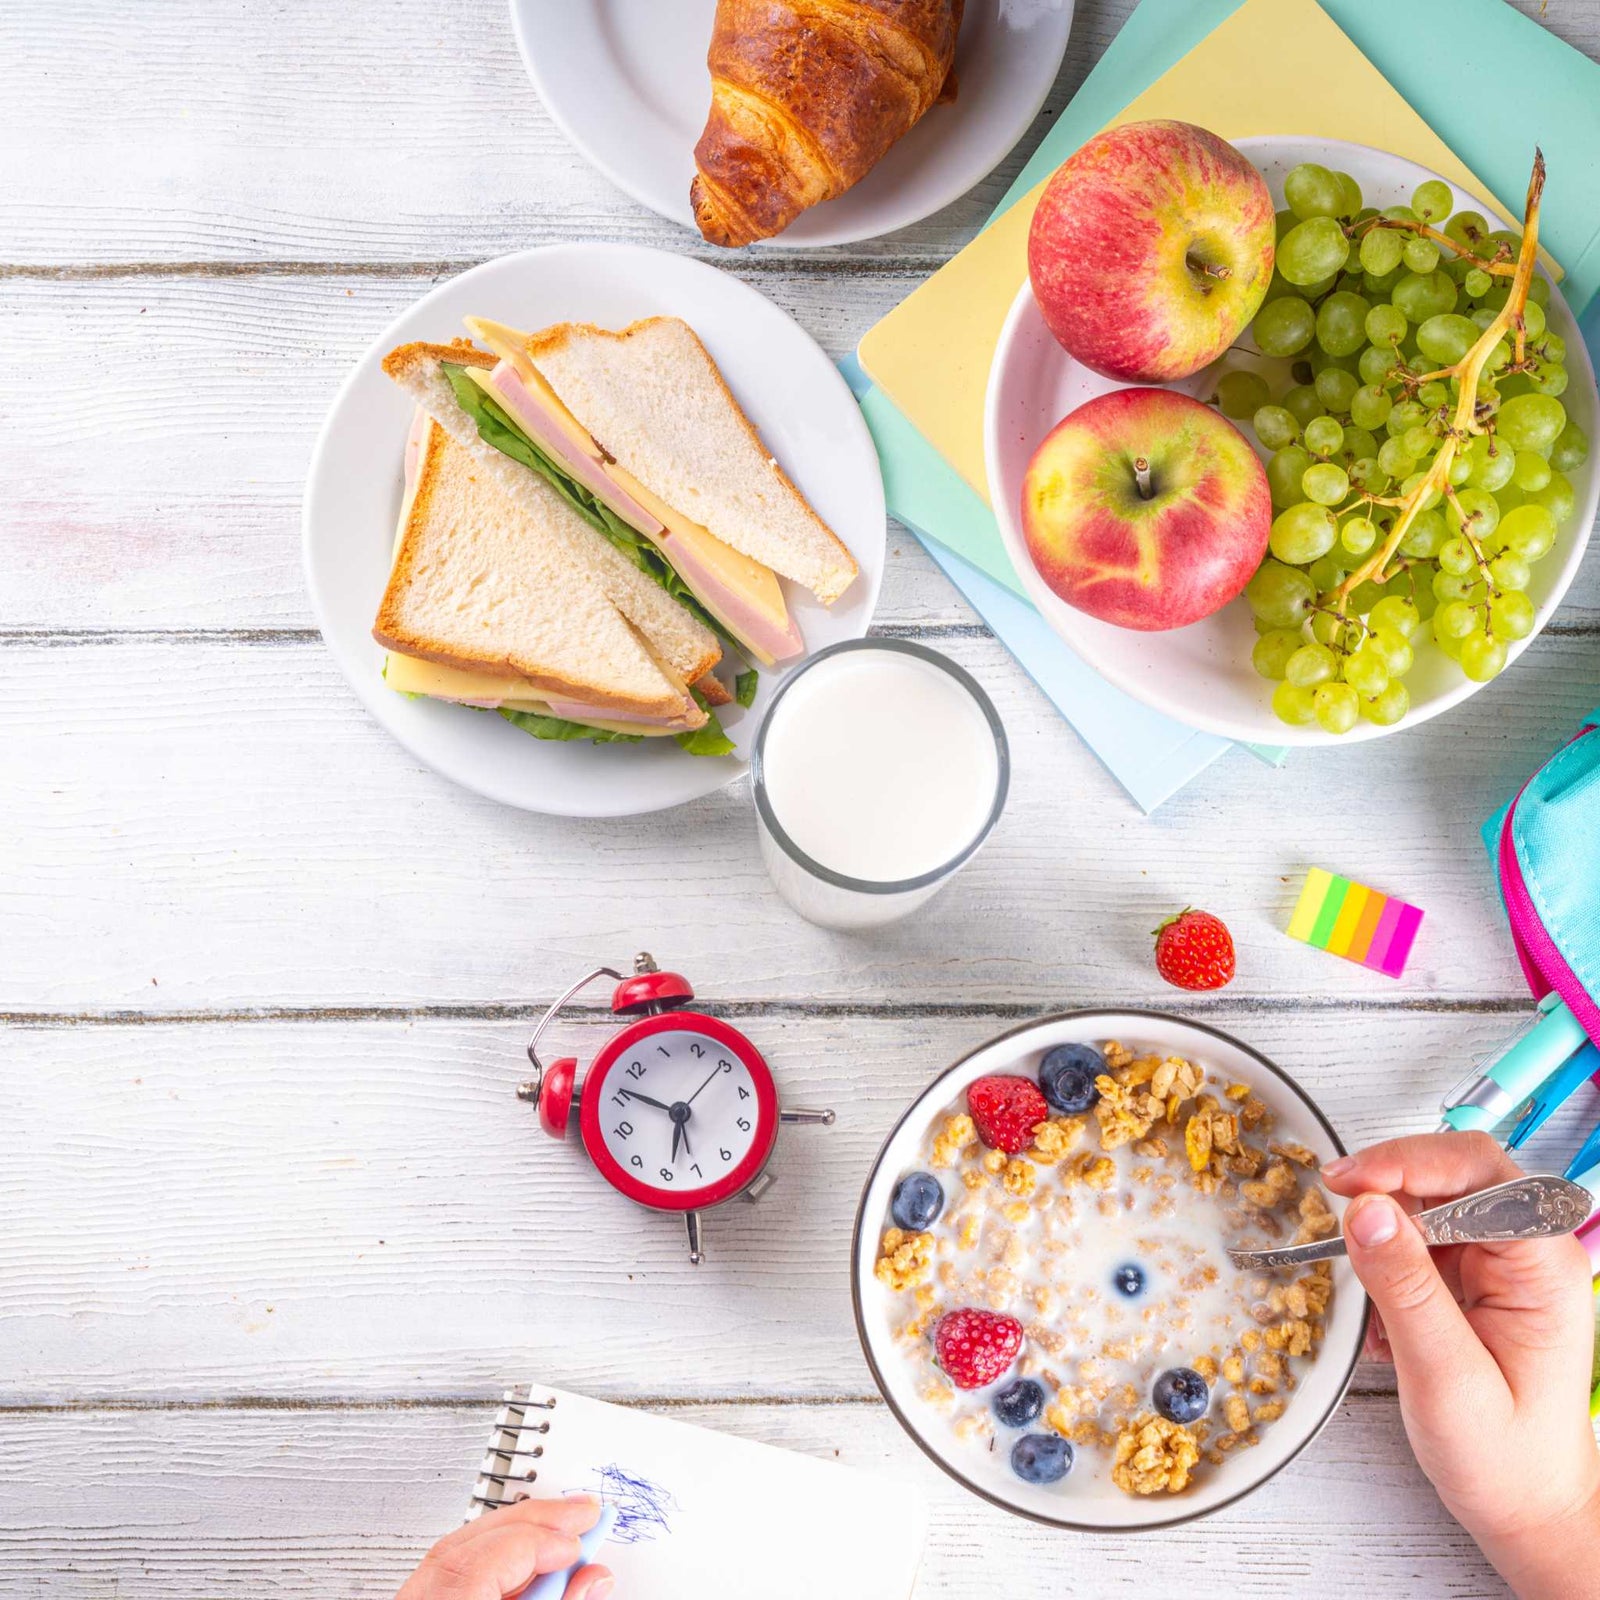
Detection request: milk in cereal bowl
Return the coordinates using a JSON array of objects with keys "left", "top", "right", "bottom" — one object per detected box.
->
[{"left": 851, "top": 1011, "right": 1368, "bottom": 1530}]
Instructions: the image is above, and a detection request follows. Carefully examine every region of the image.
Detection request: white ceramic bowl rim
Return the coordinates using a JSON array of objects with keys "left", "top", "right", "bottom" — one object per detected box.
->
[{"left": 849, "top": 1008, "right": 1370, "bottom": 1532}]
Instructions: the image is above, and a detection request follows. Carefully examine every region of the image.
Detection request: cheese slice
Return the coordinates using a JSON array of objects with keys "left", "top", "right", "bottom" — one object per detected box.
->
[
  {"left": 603, "top": 463, "right": 799, "bottom": 666},
  {"left": 383, "top": 652, "right": 542, "bottom": 703},
  {"left": 383, "top": 654, "right": 685, "bottom": 737},
  {"left": 467, "top": 317, "right": 603, "bottom": 462}
]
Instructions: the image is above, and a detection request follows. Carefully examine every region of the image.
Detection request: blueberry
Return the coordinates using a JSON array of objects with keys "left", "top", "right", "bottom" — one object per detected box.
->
[
  {"left": 1039, "top": 1043, "right": 1105, "bottom": 1114},
  {"left": 991, "top": 1377, "right": 1045, "bottom": 1429},
  {"left": 1011, "top": 1432, "right": 1074, "bottom": 1485},
  {"left": 1152, "top": 1367, "right": 1210, "bottom": 1425},
  {"left": 890, "top": 1171, "right": 945, "bottom": 1231},
  {"left": 1112, "top": 1262, "right": 1146, "bottom": 1298}
]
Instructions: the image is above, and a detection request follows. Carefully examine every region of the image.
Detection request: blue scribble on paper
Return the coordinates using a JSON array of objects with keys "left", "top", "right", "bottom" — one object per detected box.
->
[{"left": 589, "top": 1463, "right": 677, "bottom": 1545}]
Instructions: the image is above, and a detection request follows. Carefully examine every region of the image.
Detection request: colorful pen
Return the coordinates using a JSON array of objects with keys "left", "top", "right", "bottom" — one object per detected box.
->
[
  {"left": 1439, "top": 992, "right": 1591, "bottom": 1135},
  {"left": 519, "top": 1501, "right": 617, "bottom": 1600},
  {"left": 1506, "top": 1041, "right": 1600, "bottom": 1150}
]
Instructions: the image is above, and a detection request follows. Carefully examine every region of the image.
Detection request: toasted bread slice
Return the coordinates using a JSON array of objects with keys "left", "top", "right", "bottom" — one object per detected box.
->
[
  {"left": 524, "top": 317, "right": 859, "bottom": 604},
  {"left": 374, "top": 421, "right": 701, "bottom": 724},
  {"left": 382, "top": 340, "right": 721, "bottom": 684}
]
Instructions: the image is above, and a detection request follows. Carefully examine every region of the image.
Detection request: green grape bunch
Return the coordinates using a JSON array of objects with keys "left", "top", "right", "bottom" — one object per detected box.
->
[{"left": 1217, "top": 152, "right": 1588, "bottom": 735}]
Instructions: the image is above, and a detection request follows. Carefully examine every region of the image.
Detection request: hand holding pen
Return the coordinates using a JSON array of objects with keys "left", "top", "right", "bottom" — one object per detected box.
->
[{"left": 395, "top": 1496, "right": 614, "bottom": 1600}]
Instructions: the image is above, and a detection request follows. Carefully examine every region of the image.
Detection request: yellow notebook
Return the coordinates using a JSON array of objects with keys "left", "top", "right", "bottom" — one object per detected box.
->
[{"left": 857, "top": 0, "right": 1521, "bottom": 507}]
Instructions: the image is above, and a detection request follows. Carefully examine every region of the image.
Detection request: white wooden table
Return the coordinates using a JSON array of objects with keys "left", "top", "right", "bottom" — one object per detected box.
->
[{"left": 4, "top": 2, "right": 1599, "bottom": 1593}]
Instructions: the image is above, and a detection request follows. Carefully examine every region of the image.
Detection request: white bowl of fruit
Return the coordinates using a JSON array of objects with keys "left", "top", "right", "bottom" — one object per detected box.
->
[{"left": 985, "top": 125, "right": 1597, "bottom": 744}]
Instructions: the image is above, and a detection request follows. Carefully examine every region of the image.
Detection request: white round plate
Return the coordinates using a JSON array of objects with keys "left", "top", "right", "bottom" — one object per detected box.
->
[
  {"left": 510, "top": 0, "right": 1075, "bottom": 249},
  {"left": 986, "top": 136, "right": 1599, "bottom": 746},
  {"left": 302, "top": 243, "right": 885, "bottom": 817},
  {"left": 852, "top": 1010, "right": 1367, "bottom": 1530}
]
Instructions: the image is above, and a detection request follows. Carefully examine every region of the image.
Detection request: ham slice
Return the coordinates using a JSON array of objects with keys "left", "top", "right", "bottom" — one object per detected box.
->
[{"left": 485, "top": 363, "right": 663, "bottom": 535}]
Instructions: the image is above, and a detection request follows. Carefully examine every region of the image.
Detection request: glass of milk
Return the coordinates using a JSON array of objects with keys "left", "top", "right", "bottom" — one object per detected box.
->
[{"left": 750, "top": 640, "right": 1009, "bottom": 929}]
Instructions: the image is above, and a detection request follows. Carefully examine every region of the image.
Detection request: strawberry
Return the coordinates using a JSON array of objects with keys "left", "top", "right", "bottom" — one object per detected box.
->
[
  {"left": 1153, "top": 908, "right": 1236, "bottom": 991},
  {"left": 934, "top": 1308, "right": 1024, "bottom": 1390},
  {"left": 967, "top": 1074, "right": 1050, "bottom": 1154}
]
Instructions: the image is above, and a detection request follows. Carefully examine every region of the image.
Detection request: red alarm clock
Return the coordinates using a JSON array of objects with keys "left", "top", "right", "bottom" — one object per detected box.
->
[{"left": 517, "top": 953, "right": 834, "bottom": 1263}]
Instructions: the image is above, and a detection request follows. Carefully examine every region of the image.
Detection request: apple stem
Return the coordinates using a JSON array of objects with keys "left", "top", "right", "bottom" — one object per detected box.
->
[
  {"left": 1133, "top": 456, "right": 1154, "bottom": 500},
  {"left": 1186, "top": 252, "right": 1231, "bottom": 284}
]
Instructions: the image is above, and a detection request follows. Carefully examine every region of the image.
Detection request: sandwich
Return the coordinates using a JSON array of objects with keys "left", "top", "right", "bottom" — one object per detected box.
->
[
  {"left": 375, "top": 316, "right": 858, "bottom": 753},
  {"left": 378, "top": 410, "right": 734, "bottom": 748}
]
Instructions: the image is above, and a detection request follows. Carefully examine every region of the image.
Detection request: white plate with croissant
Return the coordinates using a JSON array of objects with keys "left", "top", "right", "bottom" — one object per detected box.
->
[{"left": 511, "top": 0, "right": 1076, "bottom": 249}]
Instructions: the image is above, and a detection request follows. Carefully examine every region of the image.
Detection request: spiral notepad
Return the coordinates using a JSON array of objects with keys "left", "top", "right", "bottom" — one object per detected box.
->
[{"left": 469, "top": 1385, "right": 927, "bottom": 1599}]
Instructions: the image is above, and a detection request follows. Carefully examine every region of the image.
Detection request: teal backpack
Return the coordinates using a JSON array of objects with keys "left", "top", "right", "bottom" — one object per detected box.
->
[{"left": 1485, "top": 707, "right": 1600, "bottom": 1044}]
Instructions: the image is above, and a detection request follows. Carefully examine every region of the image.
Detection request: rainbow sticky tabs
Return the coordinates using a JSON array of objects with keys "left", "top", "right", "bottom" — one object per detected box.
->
[{"left": 1286, "top": 868, "right": 1423, "bottom": 978}]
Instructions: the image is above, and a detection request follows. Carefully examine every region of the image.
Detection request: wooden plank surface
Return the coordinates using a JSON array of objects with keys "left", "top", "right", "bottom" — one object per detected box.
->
[
  {"left": 0, "top": 1400, "right": 1501, "bottom": 1598},
  {"left": 8, "top": 0, "right": 1600, "bottom": 1593},
  {"left": 0, "top": 1009, "right": 1587, "bottom": 1403},
  {"left": 0, "top": 0, "right": 1592, "bottom": 270},
  {"left": 4, "top": 632, "right": 1597, "bottom": 1012}
]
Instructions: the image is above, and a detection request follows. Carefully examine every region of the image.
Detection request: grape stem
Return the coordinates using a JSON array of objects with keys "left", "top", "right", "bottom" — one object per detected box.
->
[
  {"left": 1351, "top": 214, "right": 1518, "bottom": 277},
  {"left": 1442, "top": 484, "right": 1500, "bottom": 629},
  {"left": 1330, "top": 150, "right": 1546, "bottom": 615}
]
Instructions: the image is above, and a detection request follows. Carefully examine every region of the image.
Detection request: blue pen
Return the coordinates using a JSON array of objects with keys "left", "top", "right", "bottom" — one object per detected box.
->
[
  {"left": 1439, "top": 992, "right": 1591, "bottom": 1135},
  {"left": 1506, "top": 1041, "right": 1600, "bottom": 1150},
  {"left": 519, "top": 1502, "right": 616, "bottom": 1600}
]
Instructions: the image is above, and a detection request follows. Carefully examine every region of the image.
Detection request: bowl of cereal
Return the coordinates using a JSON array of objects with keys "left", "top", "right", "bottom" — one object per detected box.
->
[{"left": 851, "top": 1010, "right": 1368, "bottom": 1530}]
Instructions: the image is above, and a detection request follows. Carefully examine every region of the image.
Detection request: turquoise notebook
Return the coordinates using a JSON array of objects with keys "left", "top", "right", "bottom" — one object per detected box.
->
[{"left": 861, "top": 0, "right": 1600, "bottom": 813}]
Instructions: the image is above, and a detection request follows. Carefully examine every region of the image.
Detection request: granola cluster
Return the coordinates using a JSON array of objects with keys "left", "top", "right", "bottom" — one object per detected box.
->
[
  {"left": 1111, "top": 1414, "right": 1201, "bottom": 1495},
  {"left": 876, "top": 1040, "right": 1337, "bottom": 1501}
]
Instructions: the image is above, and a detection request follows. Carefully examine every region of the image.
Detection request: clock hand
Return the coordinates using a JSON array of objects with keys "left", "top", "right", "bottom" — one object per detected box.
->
[
  {"left": 670, "top": 1120, "right": 683, "bottom": 1164},
  {"left": 685, "top": 1060, "right": 725, "bottom": 1106},
  {"left": 620, "top": 1090, "right": 672, "bottom": 1112}
]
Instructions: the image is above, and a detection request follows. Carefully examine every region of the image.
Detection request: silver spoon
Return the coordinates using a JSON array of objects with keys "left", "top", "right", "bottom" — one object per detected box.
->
[{"left": 1227, "top": 1173, "right": 1595, "bottom": 1271}]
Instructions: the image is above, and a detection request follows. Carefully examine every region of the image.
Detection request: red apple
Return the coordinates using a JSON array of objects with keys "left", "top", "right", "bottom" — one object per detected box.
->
[
  {"left": 1021, "top": 387, "right": 1270, "bottom": 630},
  {"left": 1028, "top": 120, "right": 1275, "bottom": 383}
]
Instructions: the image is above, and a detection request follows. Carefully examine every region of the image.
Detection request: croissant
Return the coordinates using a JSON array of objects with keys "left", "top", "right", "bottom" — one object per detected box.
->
[{"left": 691, "top": 0, "right": 963, "bottom": 247}]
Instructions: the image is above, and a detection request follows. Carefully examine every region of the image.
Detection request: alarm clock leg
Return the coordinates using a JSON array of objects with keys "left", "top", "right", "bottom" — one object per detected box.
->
[{"left": 685, "top": 1210, "right": 704, "bottom": 1266}]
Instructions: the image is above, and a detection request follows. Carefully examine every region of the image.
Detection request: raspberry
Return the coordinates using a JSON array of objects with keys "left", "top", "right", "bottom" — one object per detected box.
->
[
  {"left": 934, "top": 1308, "right": 1024, "bottom": 1390},
  {"left": 967, "top": 1074, "right": 1050, "bottom": 1154}
]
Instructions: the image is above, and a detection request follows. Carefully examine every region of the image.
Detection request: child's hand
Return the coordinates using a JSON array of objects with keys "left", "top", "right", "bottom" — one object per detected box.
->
[
  {"left": 1323, "top": 1132, "right": 1600, "bottom": 1598},
  {"left": 396, "top": 1495, "right": 613, "bottom": 1600}
]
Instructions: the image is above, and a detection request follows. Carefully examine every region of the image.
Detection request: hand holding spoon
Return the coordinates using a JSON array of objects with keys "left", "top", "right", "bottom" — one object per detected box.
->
[{"left": 1228, "top": 1172, "right": 1594, "bottom": 1271}]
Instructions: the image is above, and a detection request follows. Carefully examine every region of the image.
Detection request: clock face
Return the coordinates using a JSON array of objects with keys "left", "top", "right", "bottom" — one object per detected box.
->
[{"left": 579, "top": 1014, "right": 778, "bottom": 1211}]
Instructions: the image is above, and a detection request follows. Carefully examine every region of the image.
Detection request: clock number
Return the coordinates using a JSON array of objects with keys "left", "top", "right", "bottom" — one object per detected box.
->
[
  {"left": 691, "top": 1163, "right": 703, "bottom": 1178},
  {"left": 720, "top": 1058, "right": 733, "bottom": 1073},
  {"left": 719, "top": 1147, "right": 732, "bottom": 1162},
  {"left": 689, "top": 1042, "right": 705, "bottom": 1059},
  {"left": 738, "top": 1085, "right": 750, "bottom": 1100},
  {"left": 626, "top": 1061, "right": 645, "bottom": 1080},
  {"left": 631, "top": 1155, "right": 643, "bottom": 1169},
  {"left": 611, "top": 1091, "right": 628, "bottom": 1108},
  {"left": 659, "top": 1167, "right": 674, "bottom": 1183},
  {"left": 612, "top": 1121, "right": 633, "bottom": 1141},
  {"left": 737, "top": 1117, "right": 751, "bottom": 1132}
]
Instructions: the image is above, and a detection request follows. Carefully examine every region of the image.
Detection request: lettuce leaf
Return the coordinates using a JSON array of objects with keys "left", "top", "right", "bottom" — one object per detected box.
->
[
  {"left": 497, "top": 695, "right": 735, "bottom": 758},
  {"left": 675, "top": 689, "right": 737, "bottom": 757},
  {"left": 498, "top": 708, "right": 642, "bottom": 745},
  {"left": 735, "top": 669, "right": 759, "bottom": 708},
  {"left": 441, "top": 363, "right": 732, "bottom": 647}
]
